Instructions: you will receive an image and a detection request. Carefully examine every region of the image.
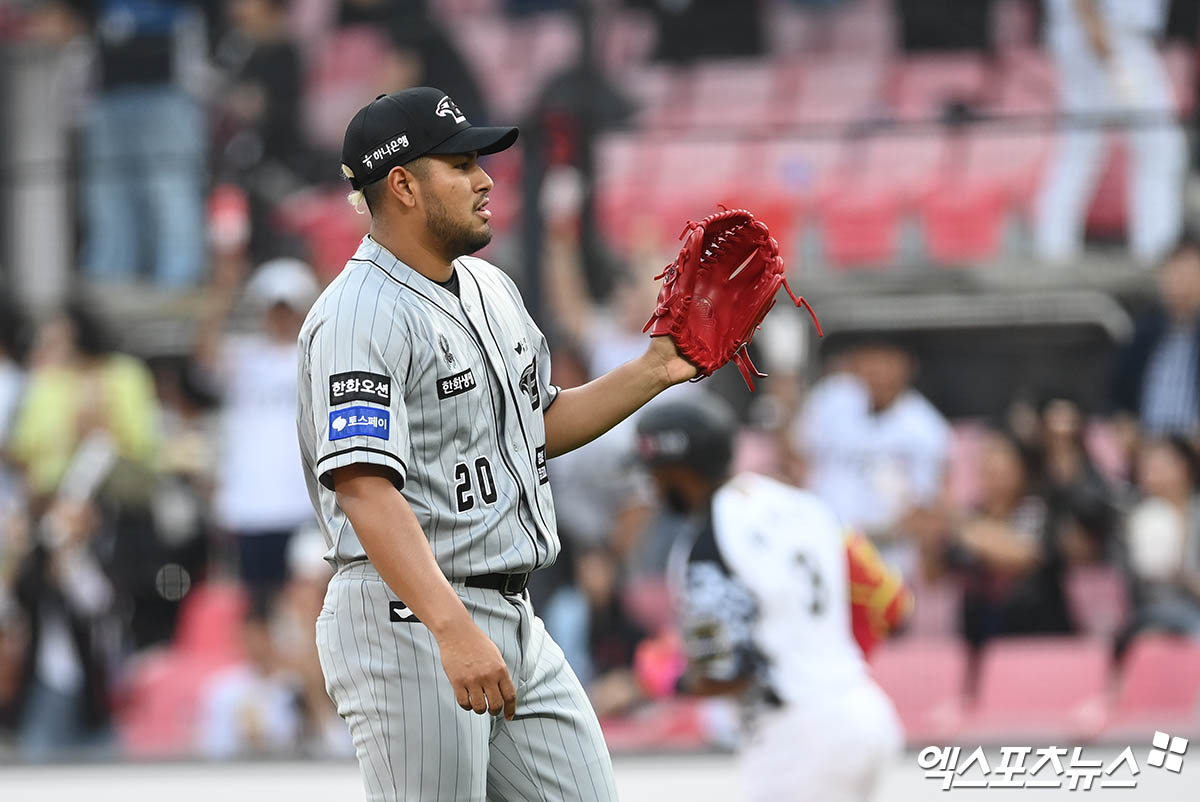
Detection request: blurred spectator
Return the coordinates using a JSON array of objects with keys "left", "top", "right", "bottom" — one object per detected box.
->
[
  {"left": 338, "top": 0, "right": 489, "bottom": 124},
  {"left": 793, "top": 337, "right": 951, "bottom": 577},
  {"left": 212, "top": 0, "right": 310, "bottom": 261},
  {"left": 938, "top": 429, "right": 1075, "bottom": 650},
  {"left": 41, "top": 0, "right": 212, "bottom": 287},
  {"left": 194, "top": 259, "right": 318, "bottom": 602},
  {"left": 545, "top": 546, "right": 647, "bottom": 717},
  {"left": 1122, "top": 436, "right": 1200, "bottom": 640},
  {"left": 0, "top": 295, "right": 26, "bottom": 445},
  {"left": 628, "top": 0, "right": 765, "bottom": 63},
  {"left": 7, "top": 300, "right": 159, "bottom": 506},
  {"left": 1036, "top": 393, "right": 1118, "bottom": 562},
  {"left": 273, "top": 527, "right": 350, "bottom": 756},
  {"left": 1111, "top": 235, "right": 1200, "bottom": 445},
  {"left": 196, "top": 598, "right": 303, "bottom": 759},
  {"left": 12, "top": 499, "right": 119, "bottom": 759},
  {"left": 1035, "top": 0, "right": 1186, "bottom": 265}
]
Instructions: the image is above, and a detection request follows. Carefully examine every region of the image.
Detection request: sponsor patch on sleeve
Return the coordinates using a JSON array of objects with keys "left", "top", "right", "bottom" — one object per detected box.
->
[
  {"left": 330, "top": 371, "right": 391, "bottom": 406},
  {"left": 536, "top": 445, "right": 549, "bottom": 485},
  {"left": 329, "top": 406, "right": 390, "bottom": 441},
  {"left": 436, "top": 368, "right": 476, "bottom": 399}
]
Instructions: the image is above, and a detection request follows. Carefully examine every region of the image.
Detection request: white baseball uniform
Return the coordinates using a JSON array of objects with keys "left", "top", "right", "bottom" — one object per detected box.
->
[
  {"left": 1036, "top": 0, "right": 1186, "bottom": 264},
  {"left": 668, "top": 472, "right": 904, "bottom": 802},
  {"left": 296, "top": 235, "right": 617, "bottom": 801}
]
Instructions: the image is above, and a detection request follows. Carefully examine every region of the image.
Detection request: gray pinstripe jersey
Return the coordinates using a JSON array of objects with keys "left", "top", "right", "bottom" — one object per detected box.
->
[{"left": 296, "top": 236, "right": 560, "bottom": 577}]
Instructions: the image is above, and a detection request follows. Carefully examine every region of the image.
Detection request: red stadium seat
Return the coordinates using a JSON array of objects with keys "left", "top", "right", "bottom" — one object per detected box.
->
[
  {"left": 893, "top": 53, "right": 989, "bottom": 121},
  {"left": 117, "top": 653, "right": 239, "bottom": 757},
  {"left": 681, "top": 60, "right": 792, "bottom": 132},
  {"left": 962, "top": 126, "right": 1053, "bottom": 212},
  {"left": 995, "top": 48, "right": 1057, "bottom": 116},
  {"left": 1105, "top": 635, "right": 1200, "bottom": 740},
  {"left": 174, "top": 582, "right": 249, "bottom": 661},
  {"left": 907, "top": 577, "right": 961, "bottom": 639},
  {"left": 304, "top": 27, "right": 394, "bottom": 150},
  {"left": 829, "top": 0, "right": 893, "bottom": 54},
  {"left": 627, "top": 66, "right": 691, "bottom": 130},
  {"left": 792, "top": 56, "right": 886, "bottom": 127},
  {"left": 961, "top": 637, "right": 1110, "bottom": 742},
  {"left": 922, "top": 178, "right": 1007, "bottom": 265},
  {"left": 600, "top": 698, "right": 708, "bottom": 752},
  {"left": 818, "top": 185, "right": 904, "bottom": 269},
  {"left": 862, "top": 133, "right": 948, "bottom": 204},
  {"left": 601, "top": 10, "right": 657, "bottom": 76},
  {"left": 1084, "top": 139, "right": 1129, "bottom": 239},
  {"left": 117, "top": 582, "right": 251, "bottom": 756},
  {"left": 869, "top": 638, "right": 968, "bottom": 742},
  {"left": 1164, "top": 43, "right": 1196, "bottom": 116},
  {"left": 274, "top": 188, "right": 370, "bottom": 282}
]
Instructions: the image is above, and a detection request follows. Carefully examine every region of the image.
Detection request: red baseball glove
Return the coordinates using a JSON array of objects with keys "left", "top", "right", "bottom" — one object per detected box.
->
[{"left": 643, "top": 207, "right": 822, "bottom": 391}]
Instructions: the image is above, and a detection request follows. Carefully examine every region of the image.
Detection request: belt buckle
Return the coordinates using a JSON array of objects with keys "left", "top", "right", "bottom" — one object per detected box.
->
[{"left": 502, "top": 573, "right": 528, "bottom": 595}]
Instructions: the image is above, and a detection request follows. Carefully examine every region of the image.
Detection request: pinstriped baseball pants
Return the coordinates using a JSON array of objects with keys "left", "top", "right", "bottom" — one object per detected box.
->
[{"left": 316, "top": 563, "right": 619, "bottom": 801}]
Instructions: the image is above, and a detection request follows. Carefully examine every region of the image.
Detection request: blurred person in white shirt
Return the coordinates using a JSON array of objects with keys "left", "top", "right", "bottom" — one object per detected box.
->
[
  {"left": 196, "top": 599, "right": 303, "bottom": 759},
  {"left": 1124, "top": 435, "right": 1200, "bottom": 641},
  {"left": 195, "top": 259, "right": 319, "bottom": 601},
  {"left": 792, "top": 335, "right": 951, "bottom": 577},
  {"left": 1036, "top": 0, "right": 1186, "bottom": 265}
]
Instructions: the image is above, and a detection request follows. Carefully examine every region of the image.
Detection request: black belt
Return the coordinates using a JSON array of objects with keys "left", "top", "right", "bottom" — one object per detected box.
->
[{"left": 464, "top": 572, "right": 531, "bottom": 595}]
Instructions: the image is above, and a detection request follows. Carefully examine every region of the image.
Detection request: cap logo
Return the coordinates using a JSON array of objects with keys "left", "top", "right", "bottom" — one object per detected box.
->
[
  {"left": 638, "top": 431, "right": 689, "bottom": 458},
  {"left": 362, "top": 133, "right": 410, "bottom": 170},
  {"left": 435, "top": 95, "right": 467, "bottom": 125}
]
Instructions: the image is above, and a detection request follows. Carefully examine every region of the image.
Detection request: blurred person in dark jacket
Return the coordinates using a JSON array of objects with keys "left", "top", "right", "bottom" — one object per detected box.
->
[
  {"left": 12, "top": 497, "right": 120, "bottom": 759},
  {"left": 338, "top": 0, "right": 489, "bottom": 124},
  {"left": 626, "top": 0, "right": 765, "bottom": 62},
  {"left": 931, "top": 428, "right": 1076, "bottom": 650},
  {"left": 547, "top": 546, "right": 648, "bottom": 718},
  {"left": 7, "top": 301, "right": 168, "bottom": 648},
  {"left": 1036, "top": 393, "right": 1118, "bottom": 562},
  {"left": 213, "top": 0, "right": 310, "bottom": 260},
  {"left": 1112, "top": 235, "right": 1200, "bottom": 452}
]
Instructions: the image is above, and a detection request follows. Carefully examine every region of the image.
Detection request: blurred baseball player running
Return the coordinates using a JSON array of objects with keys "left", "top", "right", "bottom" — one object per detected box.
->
[
  {"left": 637, "top": 395, "right": 908, "bottom": 802},
  {"left": 295, "top": 87, "right": 697, "bottom": 801}
]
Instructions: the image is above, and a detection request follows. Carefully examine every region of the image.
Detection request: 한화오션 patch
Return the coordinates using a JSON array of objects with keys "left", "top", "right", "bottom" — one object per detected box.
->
[{"left": 329, "top": 406, "right": 390, "bottom": 441}]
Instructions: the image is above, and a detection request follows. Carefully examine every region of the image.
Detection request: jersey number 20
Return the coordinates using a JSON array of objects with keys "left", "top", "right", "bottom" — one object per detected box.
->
[{"left": 455, "top": 457, "right": 498, "bottom": 512}]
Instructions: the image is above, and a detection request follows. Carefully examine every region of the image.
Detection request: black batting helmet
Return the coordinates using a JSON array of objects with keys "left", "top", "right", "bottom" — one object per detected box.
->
[{"left": 635, "top": 393, "right": 736, "bottom": 481}]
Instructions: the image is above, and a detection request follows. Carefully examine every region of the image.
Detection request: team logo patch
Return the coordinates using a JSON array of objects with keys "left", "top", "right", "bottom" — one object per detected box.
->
[
  {"left": 536, "top": 445, "right": 549, "bottom": 485},
  {"left": 329, "top": 371, "right": 391, "bottom": 406},
  {"left": 437, "top": 368, "right": 476, "bottom": 399},
  {"left": 329, "top": 406, "right": 390, "bottom": 441},
  {"left": 438, "top": 334, "right": 456, "bottom": 367},
  {"left": 519, "top": 361, "right": 539, "bottom": 410},
  {"left": 389, "top": 601, "right": 420, "bottom": 624},
  {"left": 435, "top": 95, "right": 467, "bottom": 124}
]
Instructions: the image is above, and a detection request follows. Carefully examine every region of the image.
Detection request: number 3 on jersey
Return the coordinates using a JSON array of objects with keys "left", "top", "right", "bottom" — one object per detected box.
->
[{"left": 454, "top": 456, "right": 498, "bottom": 512}]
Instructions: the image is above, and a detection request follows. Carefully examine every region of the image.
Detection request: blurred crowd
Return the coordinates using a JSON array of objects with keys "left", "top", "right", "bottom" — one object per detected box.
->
[{"left": 0, "top": 0, "right": 1198, "bottom": 764}]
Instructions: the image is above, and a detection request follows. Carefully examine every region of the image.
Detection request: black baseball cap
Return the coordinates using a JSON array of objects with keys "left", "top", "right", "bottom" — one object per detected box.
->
[
  {"left": 341, "top": 86, "right": 519, "bottom": 190},
  {"left": 635, "top": 394, "right": 737, "bottom": 481}
]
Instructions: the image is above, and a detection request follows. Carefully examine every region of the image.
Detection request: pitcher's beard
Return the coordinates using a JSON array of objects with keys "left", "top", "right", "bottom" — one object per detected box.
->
[{"left": 427, "top": 195, "right": 492, "bottom": 260}]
